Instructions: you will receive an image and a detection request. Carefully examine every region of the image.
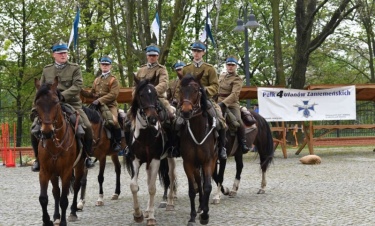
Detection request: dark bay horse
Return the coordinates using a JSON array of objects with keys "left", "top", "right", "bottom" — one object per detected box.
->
[
  {"left": 212, "top": 110, "right": 274, "bottom": 204},
  {"left": 34, "top": 77, "right": 85, "bottom": 225},
  {"left": 124, "top": 78, "right": 175, "bottom": 226},
  {"left": 178, "top": 73, "right": 217, "bottom": 225},
  {"left": 76, "top": 106, "right": 123, "bottom": 209}
]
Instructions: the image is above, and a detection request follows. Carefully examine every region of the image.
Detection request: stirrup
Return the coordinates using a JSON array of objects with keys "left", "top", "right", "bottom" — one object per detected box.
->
[
  {"left": 31, "top": 160, "right": 40, "bottom": 172},
  {"left": 219, "top": 147, "right": 227, "bottom": 160},
  {"left": 85, "top": 158, "right": 95, "bottom": 169},
  {"left": 112, "top": 143, "right": 122, "bottom": 152}
]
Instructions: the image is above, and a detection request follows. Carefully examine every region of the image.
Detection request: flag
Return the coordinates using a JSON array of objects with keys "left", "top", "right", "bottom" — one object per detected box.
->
[
  {"left": 151, "top": 12, "right": 160, "bottom": 44},
  {"left": 199, "top": 11, "right": 216, "bottom": 48},
  {"left": 68, "top": 8, "right": 80, "bottom": 49}
]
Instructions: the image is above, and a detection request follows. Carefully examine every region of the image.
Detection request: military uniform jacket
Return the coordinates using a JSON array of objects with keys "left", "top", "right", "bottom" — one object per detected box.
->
[
  {"left": 181, "top": 62, "right": 219, "bottom": 98},
  {"left": 133, "top": 63, "right": 168, "bottom": 98},
  {"left": 82, "top": 74, "right": 119, "bottom": 108},
  {"left": 167, "top": 78, "right": 180, "bottom": 102},
  {"left": 218, "top": 72, "right": 242, "bottom": 108},
  {"left": 41, "top": 62, "right": 83, "bottom": 109}
]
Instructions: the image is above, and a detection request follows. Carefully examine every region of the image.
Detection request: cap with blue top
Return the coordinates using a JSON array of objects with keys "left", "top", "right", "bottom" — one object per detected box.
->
[
  {"left": 173, "top": 61, "right": 186, "bottom": 70},
  {"left": 100, "top": 55, "right": 112, "bottom": 65},
  {"left": 190, "top": 40, "right": 206, "bottom": 51},
  {"left": 225, "top": 56, "right": 239, "bottom": 65},
  {"left": 145, "top": 44, "right": 160, "bottom": 56},
  {"left": 52, "top": 41, "right": 68, "bottom": 53}
]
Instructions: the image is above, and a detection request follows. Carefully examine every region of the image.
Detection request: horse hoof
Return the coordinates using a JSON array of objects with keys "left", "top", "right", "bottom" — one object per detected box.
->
[
  {"left": 43, "top": 220, "right": 54, "bottom": 226},
  {"left": 77, "top": 199, "right": 85, "bottom": 211},
  {"left": 257, "top": 189, "right": 266, "bottom": 194},
  {"left": 212, "top": 198, "right": 220, "bottom": 204},
  {"left": 166, "top": 204, "right": 175, "bottom": 211},
  {"left": 144, "top": 210, "right": 149, "bottom": 218},
  {"left": 111, "top": 194, "right": 119, "bottom": 200},
  {"left": 53, "top": 219, "right": 60, "bottom": 225},
  {"left": 229, "top": 191, "right": 237, "bottom": 197},
  {"left": 158, "top": 201, "right": 167, "bottom": 208},
  {"left": 68, "top": 214, "right": 78, "bottom": 222},
  {"left": 187, "top": 221, "right": 196, "bottom": 226},
  {"left": 173, "top": 196, "right": 178, "bottom": 200},
  {"left": 147, "top": 218, "right": 156, "bottom": 226},
  {"left": 96, "top": 200, "right": 104, "bottom": 206},
  {"left": 133, "top": 213, "right": 144, "bottom": 223},
  {"left": 223, "top": 187, "right": 230, "bottom": 196},
  {"left": 199, "top": 214, "right": 209, "bottom": 225}
]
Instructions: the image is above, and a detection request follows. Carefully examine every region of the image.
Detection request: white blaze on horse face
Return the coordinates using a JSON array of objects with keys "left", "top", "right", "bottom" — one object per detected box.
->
[{"left": 148, "top": 88, "right": 151, "bottom": 93}]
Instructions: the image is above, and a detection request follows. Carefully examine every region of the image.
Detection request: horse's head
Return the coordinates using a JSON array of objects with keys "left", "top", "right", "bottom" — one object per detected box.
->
[
  {"left": 179, "top": 72, "right": 207, "bottom": 119},
  {"left": 34, "top": 77, "right": 63, "bottom": 137},
  {"left": 131, "top": 76, "right": 159, "bottom": 127}
]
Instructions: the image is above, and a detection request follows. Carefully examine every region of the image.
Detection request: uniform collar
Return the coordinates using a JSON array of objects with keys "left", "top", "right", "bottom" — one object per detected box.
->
[
  {"left": 101, "top": 71, "right": 111, "bottom": 79},
  {"left": 147, "top": 62, "right": 158, "bottom": 68},
  {"left": 193, "top": 60, "right": 203, "bottom": 68},
  {"left": 54, "top": 62, "right": 67, "bottom": 69}
]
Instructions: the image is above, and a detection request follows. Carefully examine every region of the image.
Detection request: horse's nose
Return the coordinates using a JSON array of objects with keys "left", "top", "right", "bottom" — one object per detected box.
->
[
  {"left": 147, "top": 115, "right": 158, "bottom": 126},
  {"left": 181, "top": 110, "right": 192, "bottom": 119}
]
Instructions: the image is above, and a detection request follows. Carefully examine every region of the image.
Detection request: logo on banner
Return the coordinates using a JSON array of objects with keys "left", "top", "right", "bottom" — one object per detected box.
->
[{"left": 293, "top": 100, "right": 318, "bottom": 118}]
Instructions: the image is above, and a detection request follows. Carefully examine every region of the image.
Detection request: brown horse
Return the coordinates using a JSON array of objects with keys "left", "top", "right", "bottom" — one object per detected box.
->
[
  {"left": 34, "top": 77, "right": 85, "bottom": 225},
  {"left": 76, "top": 105, "right": 123, "bottom": 209},
  {"left": 124, "top": 78, "right": 175, "bottom": 226},
  {"left": 212, "top": 110, "right": 274, "bottom": 204},
  {"left": 178, "top": 73, "right": 217, "bottom": 225}
]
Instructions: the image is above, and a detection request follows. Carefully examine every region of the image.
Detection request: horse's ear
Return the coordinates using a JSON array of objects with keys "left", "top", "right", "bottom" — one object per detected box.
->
[
  {"left": 34, "top": 78, "right": 40, "bottom": 90},
  {"left": 52, "top": 76, "right": 59, "bottom": 91},
  {"left": 134, "top": 73, "right": 140, "bottom": 85},
  {"left": 196, "top": 71, "right": 204, "bottom": 81}
]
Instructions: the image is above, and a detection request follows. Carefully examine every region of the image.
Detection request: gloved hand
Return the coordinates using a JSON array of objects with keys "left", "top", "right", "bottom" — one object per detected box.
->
[
  {"left": 92, "top": 100, "right": 100, "bottom": 106},
  {"left": 218, "top": 102, "right": 227, "bottom": 114}
]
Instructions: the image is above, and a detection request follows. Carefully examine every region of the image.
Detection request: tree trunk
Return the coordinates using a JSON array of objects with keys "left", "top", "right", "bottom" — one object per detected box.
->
[{"left": 270, "top": 0, "right": 285, "bottom": 86}]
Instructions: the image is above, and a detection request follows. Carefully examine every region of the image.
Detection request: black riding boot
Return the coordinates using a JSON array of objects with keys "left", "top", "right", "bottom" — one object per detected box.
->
[
  {"left": 218, "top": 129, "right": 227, "bottom": 160},
  {"left": 238, "top": 124, "right": 250, "bottom": 154},
  {"left": 168, "top": 132, "right": 180, "bottom": 158},
  {"left": 31, "top": 135, "right": 40, "bottom": 172},
  {"left": 83, "top": 130, "right": 95, "bottom": 169},
  {"left": 112, "top": 127, "right": 122, "bottom": 152}
]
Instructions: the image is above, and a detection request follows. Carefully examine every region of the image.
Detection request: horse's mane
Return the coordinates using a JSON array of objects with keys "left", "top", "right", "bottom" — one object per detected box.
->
[
  {"left": 83, "top": 106, "right": 101, "bottom": 124},
  {"left": 35, "top": 82, "right": 63, "bottom": 102},
  {"left": 130, "top": 79, "right": 152, "bottom": 119},
  {"left": 180, "top": 74, "right": 208, "bottom": 114}
]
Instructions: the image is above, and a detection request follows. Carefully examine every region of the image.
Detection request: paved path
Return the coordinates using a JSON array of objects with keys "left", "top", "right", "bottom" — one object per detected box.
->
[{"left": 1, "top": 146, "right": 375, "bottom": 226}]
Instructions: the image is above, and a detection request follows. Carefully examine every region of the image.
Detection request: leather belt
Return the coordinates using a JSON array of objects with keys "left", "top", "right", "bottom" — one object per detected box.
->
[{"left": 218, "top": 93, "right": 230, "bottom": 97}]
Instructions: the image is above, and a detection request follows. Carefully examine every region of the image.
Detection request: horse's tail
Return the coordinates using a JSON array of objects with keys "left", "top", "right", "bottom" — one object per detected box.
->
[
  {"left": 123, "top": 150, "right": 135, "bottom": 178},
  {"left": 252, "top": 111, "right": 274, "bottom": 172},
  {"left": 158, "top": 158, "right": 170, "bottom": 191}
]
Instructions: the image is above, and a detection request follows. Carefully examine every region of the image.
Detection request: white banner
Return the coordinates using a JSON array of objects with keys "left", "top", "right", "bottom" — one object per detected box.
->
[{"left": 258, "top": 86, "right": 356, "bottom": 122}]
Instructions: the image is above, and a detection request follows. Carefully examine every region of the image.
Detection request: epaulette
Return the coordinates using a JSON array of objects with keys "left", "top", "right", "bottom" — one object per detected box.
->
[
  {"left": 157, "top": 63, "right": 166, "bottom": 69},
  {"left": 185, "top": 63, "right": 192, "bottom": 66},
  {"left": 44, "top": 64, "right": 54, "bottom": 68},
  {"left": 140, "top": 64, "right": 147, "bottom": 67}
]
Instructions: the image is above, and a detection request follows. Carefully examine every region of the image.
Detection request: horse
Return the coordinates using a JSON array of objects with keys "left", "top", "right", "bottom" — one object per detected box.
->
[
  {"left": 75, "top": 105, "right": 123, "bottom": 210},
  {"left": 177, "top": 73, "right": 217, "bottom": 225},
  {"left": 124, "top": 77, "right": 176, "bottom": 226},
  {"left": 212, "top": 110, "right": 274, "bottom": 204},
  {"left": 34, "top": 77, "right": 85, "bottom": 225}
]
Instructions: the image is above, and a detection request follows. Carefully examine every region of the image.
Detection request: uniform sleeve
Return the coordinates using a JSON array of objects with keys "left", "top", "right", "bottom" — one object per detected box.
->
[
  {"left": 98, "top": 78, "right": 120, "bottom": 104},
  {"left": 61, "top": 65, "right": 83, "bottom": 101},
  {"left": 222, "top": 77, "right": 242, "bottom": 107},
  {"left": 155, "top": 67, "right": 168, "bottom": 97},
  {"left": 205, "top": 66, "right": 219, "bottom": 97}
]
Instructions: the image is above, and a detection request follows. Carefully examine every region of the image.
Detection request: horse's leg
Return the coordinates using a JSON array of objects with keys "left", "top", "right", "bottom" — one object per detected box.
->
[
  {"left": 166, "top": 157, "right": 176, "bottom": 211},
  {"left": 213, "top": 159, "right": 226, "bottom": 204},
  {"left": 199, "top": 161, "right": 215, "bottom": 225},
  {"left": 130, "top": 159, "right": 143, "bottom": 223},
  {"left": 111, "top": 154, "right": 121, "bottom": 200},
  {"left": 39, "top": 173, "right": 53, "bottom": 226},
  {"left": 228, "top": 153, "right": 243, "bottom": 197},
  {"left": 51, "top": 176, "right": 61, "bottom": 224},
  {"left": 183, "top": 163, "right": 198, "bottom": 225},
  {"left": 77, "top": 168, "right": 88, "bottom": 211},
  {"left": 59, "top": 171, "right": 72, "bottom": 226},
  {"left": 69, "top": 163, "right": 85, "bottom": 222},
  {"left": 145, "top": 159, "right": 159, "bottom": 226},
  {"left": 258, "top": 171, "right": 267, "bottom": 194},
  {"left": 96, "top": 156, "right": 106, "bottom": 206}
]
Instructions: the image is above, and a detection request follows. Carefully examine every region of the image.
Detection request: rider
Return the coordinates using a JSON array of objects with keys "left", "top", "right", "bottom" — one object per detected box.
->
[
  {"left": 80, "top": 55, "right": 122, "bottom": 152},
  {"left": 217, "top": 56, "right": 250, "bottom": 153},
  {"left": 180, "top": 40, "right": 227, "bottom": 160},
  {"left": 167, "top": 61, "right": 185, "bottom": 108},
  {"left": 124, "top": 44, "right": 174, "bottom": 155},
  {"left": 30, "top": 41, "right": 95, "bottom": 172}
]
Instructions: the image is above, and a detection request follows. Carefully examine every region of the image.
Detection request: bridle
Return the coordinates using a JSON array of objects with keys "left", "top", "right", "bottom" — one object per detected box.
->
[
  {"left": 180, "top": 81, "right": 203, "bottom": 119},
  {"left": 136, "top": 84, "right": 159, "bottom": 126}
]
